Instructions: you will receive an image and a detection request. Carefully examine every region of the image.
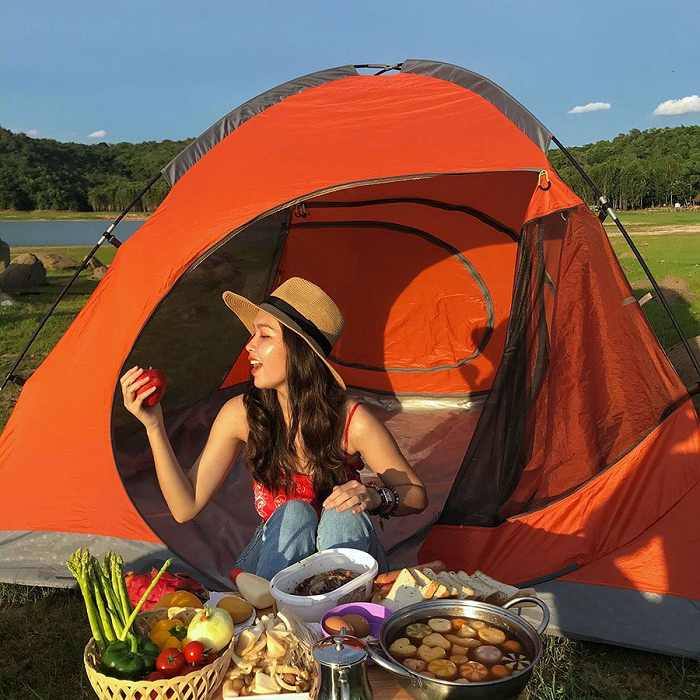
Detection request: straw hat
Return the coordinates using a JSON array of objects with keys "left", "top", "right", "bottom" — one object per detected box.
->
[{"left": 222, "top": 277, "right": 346, "bottom": 389}]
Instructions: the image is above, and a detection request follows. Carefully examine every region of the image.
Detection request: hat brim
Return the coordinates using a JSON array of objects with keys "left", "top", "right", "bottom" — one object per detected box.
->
[{"left": 222, "top": 290, "right": 346, "bottom": 390}]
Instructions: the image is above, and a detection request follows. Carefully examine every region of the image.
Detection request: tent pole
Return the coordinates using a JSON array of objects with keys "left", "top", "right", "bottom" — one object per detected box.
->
[
  {"left": 551, "top": 135, "right": 700, "bottom": 381},
  {"left": 1, "top": 172, "right": 163, "bottom": 392}
]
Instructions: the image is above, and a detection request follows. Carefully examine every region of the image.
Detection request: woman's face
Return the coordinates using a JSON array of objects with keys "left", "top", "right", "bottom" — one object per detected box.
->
[{"left": 245, "top": 311, "right": 288, "bottom": 390}]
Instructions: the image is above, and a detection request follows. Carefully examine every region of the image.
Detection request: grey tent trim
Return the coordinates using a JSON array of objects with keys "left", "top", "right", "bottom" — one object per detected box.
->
[
  {"left": 530, "top": 580, "right": 700, "bottom": 659},
  {"left": 162, "top": 60, "right": 553, "bottom": 187},
  {"left": 401, "top": 59, "right": 553, "bottom": 154},
  {"left": 0, "top": 530, "right": 224, "bottom": 591},
  {"left": 161, "top": 65, "right": 359, "bottom": 186}
]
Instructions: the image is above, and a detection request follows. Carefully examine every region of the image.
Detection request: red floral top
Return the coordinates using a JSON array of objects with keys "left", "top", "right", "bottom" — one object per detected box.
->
[{"left": 253, "top": 403, "right": 364, "bottom": 521}]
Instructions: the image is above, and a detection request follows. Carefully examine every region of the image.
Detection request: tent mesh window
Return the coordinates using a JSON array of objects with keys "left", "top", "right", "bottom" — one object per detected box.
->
[
  {"left": 440, "top": 205, "right": 687, "bottom": 526},
  {"left": 111, "top": 211, "right": 289, "bottom": 582}
]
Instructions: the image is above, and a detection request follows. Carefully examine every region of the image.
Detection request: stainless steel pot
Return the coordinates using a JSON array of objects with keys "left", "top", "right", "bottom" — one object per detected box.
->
[{"left": 366, "top": 597, "right": 549, "bottom": 700}]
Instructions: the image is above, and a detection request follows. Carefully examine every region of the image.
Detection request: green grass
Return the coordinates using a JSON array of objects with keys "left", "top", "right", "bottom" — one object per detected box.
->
[
  {"left": 0, "top": 210, "right": 149, "bottom": 221},
  {"left": 608, "top": 233, "right": 700, "bottom": 347},
  {"left": 603, "top": 209, "right": 700, "bottom": 229},
  {"left": 1, "top": 228, "right": 699, "bottom": 699}
]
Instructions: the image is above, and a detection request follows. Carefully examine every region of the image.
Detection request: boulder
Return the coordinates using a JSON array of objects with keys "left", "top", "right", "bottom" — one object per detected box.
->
[
  {"left": 90, "top": 263, "right": 108, "bottom": 280},
  {"left": 34, "top": 251, "right": 81, "bottom": 270},
  {"left": 0, "top": 257, "right": 47, "bottom": 290},
  {"left": 88, "top": 256, "right": 108, "bottom": 280},
  {"left": 0, "top": 291, "right": 15, "bottom": 306},
  {"left": 0, "top": 238, "right": 9, "bottom": 271},
  {"left": 12, "top": 252, "right": 40, "bottom": 265}
]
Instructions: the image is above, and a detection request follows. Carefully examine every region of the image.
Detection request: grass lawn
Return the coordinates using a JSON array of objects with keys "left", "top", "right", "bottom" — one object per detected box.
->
[
  {"left": 1, "top": 228, "right": 699, "bottom": 700},
  {"left": 603, "top": 209, "right": 700, "bottom": 229},
  {"left": 0, "top": 209, "right": 149, "bottom": 221}
]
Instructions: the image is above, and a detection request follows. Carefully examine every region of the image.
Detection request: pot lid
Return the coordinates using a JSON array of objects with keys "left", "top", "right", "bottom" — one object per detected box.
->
[{"left": 313, "top": 635, "right": 367, "bottom": 666}]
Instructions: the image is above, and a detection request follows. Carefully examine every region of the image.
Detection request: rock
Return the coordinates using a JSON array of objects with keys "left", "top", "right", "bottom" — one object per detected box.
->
[
  {"left": 90, "top": 263, "right": 108, "bottom": 280},
  {"left": 34, "top": 251, "right": 81, "bottom": 270},
  {"left": 0, "top": 291, "right": 15, "bottom": 306},
  {"left": 0, "top": 238, "right": 9, "bottom": 271},
  {"left": 87, "top": 256, "right": 108, "bottom": 280},
  {"left": 0, "top": 257, "right": 47, "bottom": 290},
  {"left": 12, "top": 252, "right": 40, "bottom": 265}
]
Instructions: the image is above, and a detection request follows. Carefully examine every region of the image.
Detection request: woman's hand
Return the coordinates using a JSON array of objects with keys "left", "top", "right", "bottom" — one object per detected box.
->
[
  {"left": 323, "top": 481, "right": 383, "bottom": 515},
  {"left": 120, "top": 366, "right": 163, "bottom": 430}
]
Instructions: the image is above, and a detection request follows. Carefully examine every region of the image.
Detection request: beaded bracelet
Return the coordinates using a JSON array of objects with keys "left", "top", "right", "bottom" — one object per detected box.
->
[{"left": 367, "top": 482, "right": 400, "bottom": 519}]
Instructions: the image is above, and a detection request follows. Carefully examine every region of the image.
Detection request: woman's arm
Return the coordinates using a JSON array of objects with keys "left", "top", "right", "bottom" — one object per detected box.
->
[
  {"left": 146, "top": 397, "right": 245, "bottom": 522},
  {"left": 121, "top": 367, "right": 245, "bottom": 523},
  {"left": 323, "top": 404, "right": 428, "bottom": 517}
]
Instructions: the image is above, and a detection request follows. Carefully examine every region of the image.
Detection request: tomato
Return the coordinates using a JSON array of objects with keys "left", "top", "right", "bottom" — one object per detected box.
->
[
  {"left": 155, "top": 647, "right": 185, "bottom": 678},
  {"left": 136, "top": 368, "right": 167, "bottom": 407},
  {"left": 204, "top": 650, "right": 219, "bottom": 663},
  {"left": 184, "top": 665, "right": 204, "bottom": 674},
  {"left": 184, "top": 641, "right": 206, "bottom": 665},
  {"left": 145, "top": 671, "right": 167, "bottom": 681}
]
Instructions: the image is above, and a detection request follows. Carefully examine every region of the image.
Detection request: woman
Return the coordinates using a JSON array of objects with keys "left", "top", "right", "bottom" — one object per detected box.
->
[{"left": 121, "top": 277, "right": 428, "bottom": 580}]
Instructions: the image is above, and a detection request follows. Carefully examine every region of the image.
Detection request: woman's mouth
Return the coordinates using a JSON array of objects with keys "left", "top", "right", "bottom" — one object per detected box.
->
[{"left": 250, "top": 359, "right": 262, "bottom": 375}]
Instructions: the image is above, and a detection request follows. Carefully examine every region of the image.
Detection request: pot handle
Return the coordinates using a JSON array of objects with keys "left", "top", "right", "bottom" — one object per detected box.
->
[
  {"left": 366, "top": 644, "right": 423, "bottom": 687},
  {"left": 502, "top": 596, "right": 550, "bottom": 636}
]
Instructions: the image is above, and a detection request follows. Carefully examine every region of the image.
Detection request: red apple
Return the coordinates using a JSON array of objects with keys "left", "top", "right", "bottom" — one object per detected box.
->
[{"left": 136, "top": 368, "right": 167, "bottom": 407}]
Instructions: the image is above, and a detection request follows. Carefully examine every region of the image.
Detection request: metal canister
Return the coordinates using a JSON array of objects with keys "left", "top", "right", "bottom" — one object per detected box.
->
[{"left": 311, "top": 631, "right": 373, "bottom": 700}]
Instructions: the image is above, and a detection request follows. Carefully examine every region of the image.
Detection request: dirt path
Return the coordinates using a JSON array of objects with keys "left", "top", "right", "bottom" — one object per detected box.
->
[{"left": 605, "top": 224, "right": 700, "bottom": 236}]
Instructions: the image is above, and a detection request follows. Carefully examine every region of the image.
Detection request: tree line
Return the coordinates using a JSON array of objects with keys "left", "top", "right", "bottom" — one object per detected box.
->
[
  {"left": 1, "top": 124, "right": 699, "bottom": 212},
  {"left": 548, "top": 125, "right": 700, "bottom": 209}
]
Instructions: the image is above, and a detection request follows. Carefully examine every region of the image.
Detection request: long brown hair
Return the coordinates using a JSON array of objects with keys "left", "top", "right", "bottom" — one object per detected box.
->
[{"left": 243, "top": 325, "right": 348, "bottom": 499}]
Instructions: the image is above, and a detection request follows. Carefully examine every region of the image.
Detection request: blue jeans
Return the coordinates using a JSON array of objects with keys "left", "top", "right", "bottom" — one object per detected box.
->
[{"left": 235, "top": 500, "right": 390, "bottom": 580}]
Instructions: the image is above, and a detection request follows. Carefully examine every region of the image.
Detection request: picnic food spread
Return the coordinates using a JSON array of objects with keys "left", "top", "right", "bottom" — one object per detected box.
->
[{"left": 69, "top": 547, "right": 544, "bottom": 700}]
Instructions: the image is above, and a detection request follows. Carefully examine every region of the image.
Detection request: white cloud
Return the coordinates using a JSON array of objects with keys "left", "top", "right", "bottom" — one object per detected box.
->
[
  {"left": 87, "top": 129, "right": 107, "bottom": 139},
  {"left": 25, "top": 129, "right": 40, "bottom": 137},
  {"left": 653, "top": 95, "right": 700, "bottom": 116},
  {"left": 568, "top": 102, "right": 611, "bottom": 114}
]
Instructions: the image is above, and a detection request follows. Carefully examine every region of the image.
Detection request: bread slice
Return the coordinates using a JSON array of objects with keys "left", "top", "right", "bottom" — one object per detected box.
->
[
  {"left": 455, "top": 571, "right": 493, "bottom": 602},
  {"left": 441, "top": 571, "right": 475, "bottom": 600},
  {"left": 436, "top": 571, "right": 460, "bottom": 597},
  {"left": 472, "top": 571, "right": 520, "bottom": 604},
  {"left": 409, "top": 568, "right": 441, "bottom": 599},
  {"left": 382, "top": 568, "right": 425, "bottom": 611},
  {"left": 420, "top": 568, "right": 451, "bottom": 598}
]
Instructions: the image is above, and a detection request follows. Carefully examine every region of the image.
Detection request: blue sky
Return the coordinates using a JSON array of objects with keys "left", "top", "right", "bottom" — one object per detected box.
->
[{"left": 2, "top": 0, "right": 698, "bottom": 148}]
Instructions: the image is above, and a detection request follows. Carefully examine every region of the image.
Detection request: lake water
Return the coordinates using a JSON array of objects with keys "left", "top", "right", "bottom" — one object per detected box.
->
[{"left": 0, "top": 220, "right": 146, "bottom": 247}]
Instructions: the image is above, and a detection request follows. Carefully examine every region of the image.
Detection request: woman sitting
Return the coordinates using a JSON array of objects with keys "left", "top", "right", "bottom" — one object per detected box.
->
[{"left": 121, "top": 277, "right": 428, "bottom": 579}]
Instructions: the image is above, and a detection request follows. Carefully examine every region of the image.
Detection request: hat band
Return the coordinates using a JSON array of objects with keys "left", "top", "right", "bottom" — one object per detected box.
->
[{"left": 262, "top": 296, "right": 333, "bottom": 357}]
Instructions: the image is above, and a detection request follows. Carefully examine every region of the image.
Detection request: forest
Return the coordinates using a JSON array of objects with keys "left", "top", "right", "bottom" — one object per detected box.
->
[{"left": 1, "top": 124, "right": 699, "bottom": 212}]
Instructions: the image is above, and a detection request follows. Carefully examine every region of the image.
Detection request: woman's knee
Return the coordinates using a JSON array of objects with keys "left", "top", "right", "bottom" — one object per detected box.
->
[
  {"left": 317, "top": 507, "right": 372, "bottom": 546},
  {"left": 267, "top": 500, "right": 318, "bottom": 536}
]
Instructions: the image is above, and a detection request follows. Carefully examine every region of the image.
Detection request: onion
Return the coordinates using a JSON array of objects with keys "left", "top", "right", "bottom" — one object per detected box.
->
[{"left": 187, "top": 604, "right": 234, "bottom": 652}]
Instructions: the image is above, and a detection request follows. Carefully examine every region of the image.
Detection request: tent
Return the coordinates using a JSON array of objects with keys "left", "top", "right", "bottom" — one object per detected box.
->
[{"left": 1, "top": 60, "right": 698, "bottom": 658}]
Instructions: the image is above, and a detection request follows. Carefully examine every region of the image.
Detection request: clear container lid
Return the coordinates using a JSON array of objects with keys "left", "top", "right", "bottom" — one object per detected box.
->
[{"left": 313, "top": 635, "right": 368, "bottom": 667}]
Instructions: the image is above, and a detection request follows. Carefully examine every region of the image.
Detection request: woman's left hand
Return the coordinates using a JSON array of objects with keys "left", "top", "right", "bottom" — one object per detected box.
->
[{"left": 323, "top": 482, "right": 382, "bottom": 515}]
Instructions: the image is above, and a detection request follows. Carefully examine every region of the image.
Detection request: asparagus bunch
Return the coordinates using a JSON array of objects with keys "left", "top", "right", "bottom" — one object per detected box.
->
[{"left": 66, "top": 549, "right": 136, "bottom": 654}]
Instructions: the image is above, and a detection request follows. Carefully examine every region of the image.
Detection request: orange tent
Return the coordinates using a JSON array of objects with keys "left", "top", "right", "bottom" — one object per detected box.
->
[{"left": 1, "top": 61, "right": 698, "bottom": 657}]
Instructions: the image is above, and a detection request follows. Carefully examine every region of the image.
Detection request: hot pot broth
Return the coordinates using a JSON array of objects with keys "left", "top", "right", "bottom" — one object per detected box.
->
[{"left": 387, "top": 615, "right": 531, "bottom": 683}]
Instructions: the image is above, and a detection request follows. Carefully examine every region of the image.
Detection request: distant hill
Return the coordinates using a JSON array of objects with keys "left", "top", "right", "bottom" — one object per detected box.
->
[
  {"left": 0, "top": 128, "right": 188, "bottom": 212},
  {"left": 1, "top": 125, "right": 699, "bottom": 213}
]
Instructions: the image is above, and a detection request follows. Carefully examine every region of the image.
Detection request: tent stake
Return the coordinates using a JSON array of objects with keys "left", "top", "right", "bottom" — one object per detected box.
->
[
  {"left": 1, "top": 172, "right": 163, "bottom": 392},
  {"left": 550, "top": 135, "right": 700, "bottom": 381}
]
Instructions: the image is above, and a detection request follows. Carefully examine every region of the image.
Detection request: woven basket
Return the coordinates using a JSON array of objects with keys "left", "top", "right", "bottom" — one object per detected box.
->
[{"left": 84, "top": 607, "right": 234, "bottom": 700}]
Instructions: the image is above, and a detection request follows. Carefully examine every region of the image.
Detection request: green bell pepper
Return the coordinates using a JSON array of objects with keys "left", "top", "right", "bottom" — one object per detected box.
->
[{"left": 100, "top": 635, "right": 158, "bottom": 680}]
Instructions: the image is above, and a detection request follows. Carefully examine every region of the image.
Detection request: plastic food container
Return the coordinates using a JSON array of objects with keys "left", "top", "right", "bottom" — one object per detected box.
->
[{"left": 270, "top": 548, "right": 378, "bottom": 622}]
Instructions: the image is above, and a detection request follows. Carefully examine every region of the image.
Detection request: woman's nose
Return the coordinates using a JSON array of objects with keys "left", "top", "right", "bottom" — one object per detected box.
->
[{"left": 245, "top": 336, "right": 256, "bottom": 354}]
